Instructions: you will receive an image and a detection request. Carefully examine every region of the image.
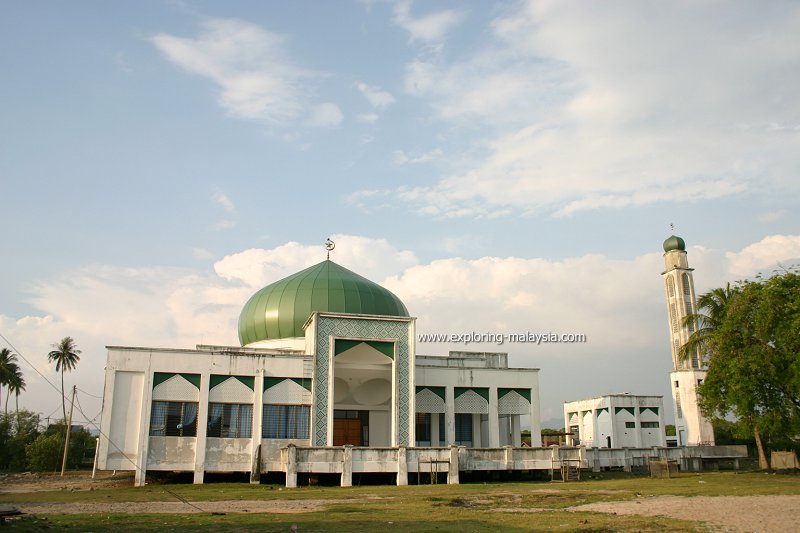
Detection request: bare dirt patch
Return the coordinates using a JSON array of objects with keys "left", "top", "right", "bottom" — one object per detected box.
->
[
  {"left": 0, "top": 472, "right": 133, "bottom": 494},
  {"left": 571, "top": 494, "right": 800, "bottom": 533}
]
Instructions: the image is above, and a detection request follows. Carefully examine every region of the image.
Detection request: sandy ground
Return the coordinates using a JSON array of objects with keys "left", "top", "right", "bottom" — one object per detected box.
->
[
  {"left": 570, "top": 495, "right": 800, "bottom": 533},
  {"left": 3, "top": 473, "right": 800, "bottom": 531},
  {"left": 0, "top": 472, "right": 134, "bottom": 494}
]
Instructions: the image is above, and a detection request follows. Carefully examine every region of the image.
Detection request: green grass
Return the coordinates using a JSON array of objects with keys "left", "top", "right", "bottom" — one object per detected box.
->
[{"left": 2, "top": 471, "right": 799, "bottom": 532}]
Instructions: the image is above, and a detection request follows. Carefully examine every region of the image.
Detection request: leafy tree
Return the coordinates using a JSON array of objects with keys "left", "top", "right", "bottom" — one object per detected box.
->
[
  {"left": 26, "top": 432, "right": 63, "bottom": 472},
  {"left": 47, "top": 337, "right": 81, "bottom": 423},
  {"left": 0, "top": 410, "right": 41, "bottom": 471},
  {"left": 665, "top": 424, "right": 676, "bottom": 437},
  {"left": 684, "top": 270, "right": 800, "bottom": 468}
]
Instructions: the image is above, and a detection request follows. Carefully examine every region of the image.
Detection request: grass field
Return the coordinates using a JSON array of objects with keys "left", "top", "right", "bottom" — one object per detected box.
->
[{"left": 1, "top": 471, "right": 798, "bottom": 532}]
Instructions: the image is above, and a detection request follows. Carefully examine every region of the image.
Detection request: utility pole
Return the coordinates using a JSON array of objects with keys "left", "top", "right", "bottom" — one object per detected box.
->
[{"left": 61, "top": 385, "right": 76, "bottom": 477}]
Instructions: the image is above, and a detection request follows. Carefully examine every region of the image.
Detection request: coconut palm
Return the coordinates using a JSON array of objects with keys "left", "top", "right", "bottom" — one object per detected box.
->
[
  {"left": 678, "top": 283, "right": 735, "bottom": 365},
  {"left": 48, "top": 337, "right": 81, "bottom": 423},
  {"left": 0, "top": 347, "right": 19, "bottom": 413},
  {"left": 6, "top": 365, "right": 25, "bottom": 421}
]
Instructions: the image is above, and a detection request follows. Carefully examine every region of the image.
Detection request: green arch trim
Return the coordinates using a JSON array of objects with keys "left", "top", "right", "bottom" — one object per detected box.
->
[
  {"left": 153, "top": 372, "right": 199, "bottom": 389},
  {"left": 264, "top": 377, "right": 312, "bottom": 392},
  {"left": 334, "top": 339, "right": 394, "bottom": 359},
  {"left": 455, "top": 387, "right": 489, "bottom": 402},
  {"left": 498, "top": 388, "right": 531, "bottom": 402},
  {"left": 416, "top": 386, "right": 445, "bottom": 401},
  {"left": 615, "top": 407, "right": 635, "bottom": 416},
  {"left": 641, "top": 406, "right": 659, "bottom": 415},
  {"left": 210, "top": 375, "right": 254, "bottom": 390}
]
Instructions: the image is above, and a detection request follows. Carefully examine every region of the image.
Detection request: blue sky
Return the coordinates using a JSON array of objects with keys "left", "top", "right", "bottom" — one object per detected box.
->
[{"left": 2, "top": 0, "right": 800, "bottom": 427}]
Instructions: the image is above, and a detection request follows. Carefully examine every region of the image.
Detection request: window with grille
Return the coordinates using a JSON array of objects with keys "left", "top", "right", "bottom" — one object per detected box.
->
[
  {"left": 682, "top": 273, "right": 691, "bottom": 295},
  {"left": 625, "top": 421, "right": 636, "bottom": 428},
  {"left": 150, "top": 401, "right": 198, "bottom": 437},
  {"left": 675, "top": 396, "right": 683, "bottom": 419},
  {"left": 207, "top": 403, "right": 253, "bottom": 438},
  {"left": 641, "top": 422, "right": 660, "bottom": 428},
  {"left": 262, "top": 404, "right": 310, "bottom": 439},
  {"left": 454, "top": 413, "right": 473, "bottom": 447}
]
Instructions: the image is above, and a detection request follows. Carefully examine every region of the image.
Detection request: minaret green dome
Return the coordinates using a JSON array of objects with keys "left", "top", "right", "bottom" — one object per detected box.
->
[
  {"left": 663, "top": 234, "right": 686, "bottom": 252},
  {"left": 238, "top": 260, "right": 409, "bottom": 345}
]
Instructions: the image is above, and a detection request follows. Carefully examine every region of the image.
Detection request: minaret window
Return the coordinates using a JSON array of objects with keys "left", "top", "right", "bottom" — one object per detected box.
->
[
  {"left": 682, "top": 274, "right": 691, "bottom": 295},
  {"left": 667, "top": 279, "right": 675, "bottom": 299},
  {"left": 670, "top": 303, "right": 678, "bottom": 333}
]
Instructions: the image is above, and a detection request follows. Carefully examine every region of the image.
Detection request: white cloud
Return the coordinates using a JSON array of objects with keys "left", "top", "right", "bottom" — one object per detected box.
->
[
  {"left": 356, "top": 82, "right": 396, "bottom": 109},
  {"left": 725, "top": 234, "right": 800, "bottom": 277},
  {"left": 6, "top": 233, "right": 797, "bottom": 425},
  {"left": 380, "top": 1, "right": 800, "bottom": 217},
  {"left": 393, "top": 0, "right": 467, "bottom": 44},
  {"left": 393, "top": 148, "right": 442, "bottom": 165},
  {"left": 150, "top": 18, "right": 309, "bottom": 123},
  {"left": 309, "top": 103, "right": 343, "bottom": 128},
  {"left": 211, "top": 191, "right": 236, "bottom": 213},
  {"left": 358, "top": 113, "right": 380, "bottom": 124}
]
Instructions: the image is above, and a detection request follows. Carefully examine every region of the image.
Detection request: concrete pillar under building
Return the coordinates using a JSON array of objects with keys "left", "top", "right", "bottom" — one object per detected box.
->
[
  {"left": 396, "top": 446, "right": 408, "bottom": 486},
  {"left": 341, "top": 445, "right": 353, "bottom": 487},
  {"left": 448, "top": 445, "right": 460, "bottom": 484},
  {"left": 285, "top": 445, "right": 297, "bottom": 488}
]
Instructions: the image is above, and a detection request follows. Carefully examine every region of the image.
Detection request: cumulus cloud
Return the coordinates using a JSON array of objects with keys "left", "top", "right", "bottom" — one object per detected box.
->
[
  {"left": 374, "top": 1, "right": 800, "bottom": 218},
  {"left": 150, "top": 18, "right": 310, "bottom": 123},
  {"left": 6, "top": 233, "right": 800, "bottom": 424}
]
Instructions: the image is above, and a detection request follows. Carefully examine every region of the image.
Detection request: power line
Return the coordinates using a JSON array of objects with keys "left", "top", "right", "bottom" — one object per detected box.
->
[{"left": 0, "top": 331, "right": 206, "bottom": 514}]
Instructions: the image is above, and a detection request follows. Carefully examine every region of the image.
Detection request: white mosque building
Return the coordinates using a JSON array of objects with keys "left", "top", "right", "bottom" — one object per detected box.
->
[{"left": 97, "top": 255, "right": 541, "bottom": 486}]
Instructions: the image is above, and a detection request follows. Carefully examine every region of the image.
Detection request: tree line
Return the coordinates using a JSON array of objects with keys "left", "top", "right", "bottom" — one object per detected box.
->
[
  {"left": 0, "top": 336, "right": 88, "bottom": 472},
  {"left": 682, "top": 269, "right": 800, "bottom": 467}
]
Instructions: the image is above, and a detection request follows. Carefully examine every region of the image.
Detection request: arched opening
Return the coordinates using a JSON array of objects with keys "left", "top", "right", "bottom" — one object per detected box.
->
[{"left": 332, "top": 341, "right": 394, "bottom": 446}]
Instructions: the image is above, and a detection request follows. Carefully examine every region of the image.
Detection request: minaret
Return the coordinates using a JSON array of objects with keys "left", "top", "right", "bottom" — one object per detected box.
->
[{"left": 661, "top": 233, "right": 715, "bottom": 446}]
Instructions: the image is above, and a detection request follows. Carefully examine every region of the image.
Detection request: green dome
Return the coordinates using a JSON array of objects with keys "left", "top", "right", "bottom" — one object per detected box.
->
[
  {"left": 663, "top": 234, "right": 686, "bottom": 252},
  {"left": 238, "top": 260, "right": 409, "bottom": 345}
]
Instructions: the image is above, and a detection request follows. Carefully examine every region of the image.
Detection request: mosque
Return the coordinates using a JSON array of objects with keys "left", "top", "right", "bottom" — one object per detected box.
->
[
  {"left": 97, "top": 235, "right": 735, "bottom": 487},
  {"left": 97, "top": 244, "right": 541, "bottom": 486}
]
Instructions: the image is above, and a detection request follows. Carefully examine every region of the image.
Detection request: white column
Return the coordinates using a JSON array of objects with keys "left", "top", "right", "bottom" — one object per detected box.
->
[
  {"left": 193, "top": 372, "right": 210, "bottom": 484},
  {"left": 511, "top": 416, "right": 521, "bottom": 447},
  {"left": 251, "top": 370, "right": 263, "bottom": 484},
  {"left": 634, "top": 407, "right": 642, "bottom": 448},
  {"left": 488, "top": 387, "right": 500, "bottom": 448},
  {"left": 529, "top": 387, "right": 542, "bottom": 447},
  {"left": 445, "top": 386, "right": 455, "bottom": 445},
  {"left": 472, "top": 414, "right": 481, "bottom": 447},
  {"left": 135, "top": 356, "right": 154, "bottom": 488},
  {"left": 430, "top": 413, "right": 440, "bottom": 447},
  {"left": 592, "top": 410, "right": 600, "bottom": 447},
  {"left": 657, "top": 407, "right": 666, "bottom": 447}
]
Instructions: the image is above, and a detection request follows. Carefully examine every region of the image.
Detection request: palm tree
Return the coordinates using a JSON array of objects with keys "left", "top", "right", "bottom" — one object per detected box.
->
[
  {"left": 0, "top": 347, "right": 19, "bottom": 413},
  {"left": 48, "top": 337, "right": 81, "bottom": 424},
  {"left": 678, "top": 283, "right": 734, "bottom": 365},
  {"left": 7, "top": 366, "right": 25, "bottom": 423}
]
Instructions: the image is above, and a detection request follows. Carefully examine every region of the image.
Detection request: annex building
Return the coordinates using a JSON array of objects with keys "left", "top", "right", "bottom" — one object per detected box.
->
[{"left": 97, "top": 258, "right": 542, "bottom": 486}]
